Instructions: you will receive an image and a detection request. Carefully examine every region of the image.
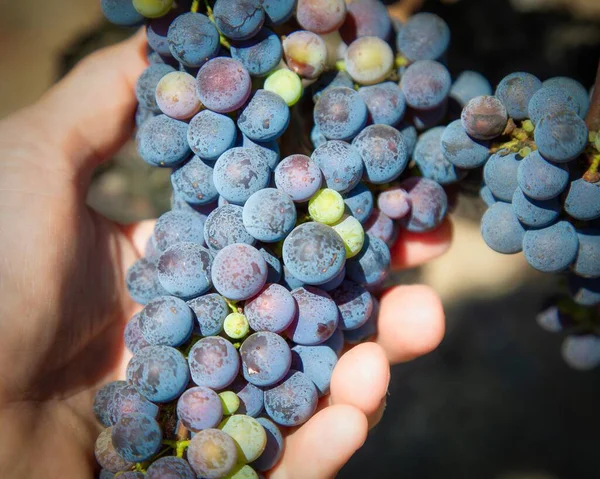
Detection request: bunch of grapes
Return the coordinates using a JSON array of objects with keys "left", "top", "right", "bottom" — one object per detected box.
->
[{"left": 95, "top": 0, "right": 600, "bottom": 476}]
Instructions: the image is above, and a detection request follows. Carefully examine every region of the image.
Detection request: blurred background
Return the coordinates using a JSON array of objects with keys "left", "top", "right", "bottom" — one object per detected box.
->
[{"left": 1, "top": 0, "right": 600, "bottom": 477}]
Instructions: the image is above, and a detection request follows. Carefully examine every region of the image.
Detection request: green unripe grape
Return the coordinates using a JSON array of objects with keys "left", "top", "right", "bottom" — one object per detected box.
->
[
  {"left": 219, "top": 415, "right": 267, "bottom": 463},
  {"left": 223, "top": 464, "right": 259, "bottom": 479},
  {"left": 224, "top": 313, "right": 250, "bottom": 340},
  {"left": 264, "top": 69, "right": 303, "bottom": 106},
  {"left": 332, "top": 215, "right": 365, "bottom": 258},
  {"left": 133, "top": 0, "right": 173, "bottom": 18},
  {"left": 219, "top": 391, "right": 241, "bottom": 415},
  {"left": 308, "top": 189, "right": 345, "bottom": 225}
]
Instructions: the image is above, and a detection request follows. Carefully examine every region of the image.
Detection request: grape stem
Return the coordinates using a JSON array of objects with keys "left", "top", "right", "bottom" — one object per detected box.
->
[
  {"left": 163, "top": 439, "right": 191, "bottom": 458},
  {"left": 585, "top": 60, "right": 600, "bottom": 132},
  {"left": 191, "top": 0, "right": 200, "bottom": 13}
]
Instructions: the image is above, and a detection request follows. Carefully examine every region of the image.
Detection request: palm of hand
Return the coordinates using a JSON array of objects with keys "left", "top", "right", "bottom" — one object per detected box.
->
[{"left": 0, "top": 33, "right": 449, "bottom": 479}]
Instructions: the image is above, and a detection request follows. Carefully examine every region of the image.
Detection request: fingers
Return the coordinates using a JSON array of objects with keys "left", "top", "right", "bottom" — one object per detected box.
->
[
  {"left": 120, "top": 219, "right": 157, "bottom": 258},
  {"left": 270, "top": 405, "right": 368, "bottom": 479},
  {"left": 376, "top": 284, "right": 445, "bottom": 364},
  {"left": 390, "top": 218, "right": 453, "bottom": 269},
  {"left": 26, "top": 30, "right": 147, "bottom": 176}
]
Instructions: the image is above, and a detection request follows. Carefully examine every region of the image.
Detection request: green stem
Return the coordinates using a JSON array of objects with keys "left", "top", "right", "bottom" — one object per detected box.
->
[
  {"left": 583, "top": 153, "right": 600, "bottom": 183},
  {"left": 225, "top": 298, "right": 238, "bottom": 314},
  {"left": 191, "top": 0, "right": 200, "bottom": 13}
]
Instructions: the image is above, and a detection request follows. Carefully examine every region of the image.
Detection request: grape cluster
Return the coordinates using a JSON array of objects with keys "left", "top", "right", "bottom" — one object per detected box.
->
[{"left": 96, "top": 0, "right": 600, "bottom": 476}]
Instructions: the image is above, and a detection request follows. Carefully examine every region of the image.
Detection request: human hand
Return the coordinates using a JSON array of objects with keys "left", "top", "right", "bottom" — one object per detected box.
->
[{"left": 0, "top": 31, "right": 450, "bottom": 478}]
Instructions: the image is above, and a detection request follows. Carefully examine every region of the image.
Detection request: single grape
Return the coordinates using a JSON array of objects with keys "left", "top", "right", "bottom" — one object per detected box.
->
[
  {"left": 238, "top": 90, "right": 290, "bottom": 142},
  {"left": 291, "top": 344, "right": 338, "bottom": 397},
  {"left": 401, "top": 60, "right": 451, "bottom": 110},
  {"left": 397, "top": 121, "right": 417, "bottom": 154},
  {"left": 330, "top": 279, "right": 374, "bottom": 331},
  {"left": 126, "top": 257, "right": 168, "bottom": 305},
  {"left": 187, "top": 429, "right": 238, "bottom": 479},
  {"left": 177, "top": 386, "right": 223, "bottom": 432},
  {"left": 511, "top": 188, "right": 560, "bottom": 228},
  {"left": 127, "top": 345, "right": 189, "bottom": 403},
  {"left": 213, "top": 147, "right": 271, "bottom": 205},
  {"left": 132, "top": 0, "right": 173, "bottom": 18},
  {"left": 111, "top": 413, "right": 162, "bottom": 462},
  {"left": 155, "top": 71, "right": 202, "bottom": 120},
  {"left": 322, "top": 327, "right": 345, "bottom": 356},
  {"left": 317, "top": 266, "right": 346, "bottom": 292},
  {"left": 220, "top": 391, "right": 241, "bottom": 415},
  {"left": 410, "top": 101, "right": 448, "bottom": 131},
  {"left": 146, "top": 8, "right": 179, "bottom": 57},
  {"left": 364, "top": 208, "right": 396, "bottom": 246},
  {"left": 231, "top": 28, "right": 282, "bottom": 77},
  {"left": 574, "top": 229, "right": 600, "bottom": 278},
  {"left": 399, "top": 177, "right": 448, "bottom": 233},
  {"left": 136, "top": 114, "right": 190, "bottom": 167},
  {"left": 332, "top": 214, "right": 365, "bottom": 258},
  {"left": 136, "top": 64, "right": 176, "bottom": 112},
  {"left": 166, "top": 12, "right": 219, "bottom": 67},
  {"left": 264, "top": 370, "right": 318, "bottom": 426},
  {"left": 483, "top": 152, "right": 521, "bottom": 202},
  {"left": 536, "top": 302, "right": 571, "bottom": 333},
  {"left": 189, "top": 336, "right": 240, "bottom": 389},
  {"left": 283, "top": 222, "right": 346, "bottom": 285},
  {"left": 343, "top": 183, "right": 374, "bottom": 224},
  {"left": 561, "top": 335, "right": 600, "bottom": 370},
  {"left": 109, "top": 384, "right": 160, "bottom": 426},
  {"left": 343, "top": 297, "right": 379, "bottom": 344},
  {"left": 146, "top": 456, "right": 196, "bottom": 479},
  {"left": 245, "top": 283, "right": 296, "bottom": 333},
  {"left": 188, "top": 293, "right": 228, "bottom": 336},
  {"left": 395, "top": 12, "right": 450, "bottom": 61},
  {"left": 479, "top": 186, "right": 497, "bottom": 207},
  {"left": 287, "top": 286, "right": 339, "bottom": 345},
  {"left": 94, "top": 381, "right": 126, "bottom": 427},
  {"left": 263, "top": 69, "right": 303, "bottom": 106},
  {"left": 219, "top": 414, "right": 267, "bottom": 463},
  {"left": 517, "top": 150, "right": 569, "bottom": 201},
  {"left": 258, "top": 246, "right": 282, "bottom": 284},
  {"left": 528, "top": 86, "right": 580, "bottom": 125},
  {"left": 567, "top": 275, "right": 600, "bottom": 307},
  {"left": 311, "top": 140, "right": 364, "bottom": 193},
  {"left": 564, "top": 179, "right": 600, "bottom": 221},
  {"left": 314, "top": 87, "right": 368, "bottom": 140},
  {"left": 495, "top": 72, "right": 542, "bottom": 120},
  {"left": 543, "top": 76, "right": 589, "bottom": 117},
  {"left": 449, "top": 71, "right": 493, "bottom": 108},
  {"left": 242, "top": 135, "right": 280, "bottom": 171},
  {"left": 124, "top": 313, "right": 150, "bottom": 355},
  {"left": 196, "top": 58, "right": 252, "bottom": 113},
  {"left": 340, "top": 0, "right": 392, "bottom": 42},
  {"left": 242, "top": 188, "right": 296, "bottom": 242},
  {"left": 296, "top": 0, "right": 347, "bottom": 34},
  {"left": 352, "top": 124, "right": 410, "bottom": 184},
  {"left": 251, "top": 417, "right": 284, "bottom": 472},
  {"left": 214, "top": 0, "right": 265, "bottom": 40},
  {"left": 461, "top": 95, "right": 508, "bottom": 140},
  {"left": 282, "top": 31, "right": 328, "bottom": 80},
  {"left": 260, "top": 0, "right": 295, "bottom": 25},
  {"left": 95, "top": 428, "right": 134, "bottom": 473},
  {"left": 212, "top": 243, "right": 268, "bottom": 300},
  {"left": 100, "top": 469, "right": 116, "bottom": 479},
  {"left": 240, "top": 331, "right": 292, "bottom": 387},
  {"left": 440, "top": 119, "right": 490, "bottom": 169},
  {"left": 101, "top": 0, "right": 145, "bottom": 26},
  {"left": 345, "top": 36, "right": 394, "bottom": 85},
  {"left": 140, "top": 295, "right": 193, "bottom": 347},
  {"left": 224, "top": 312, "right": 250, "bottom": 339},
  {"left": 378, "top": 187, "right": 410, "bottom": 219},
  {"left": 228, "top": 376, "right": 264, "bottom": 417},
  {"left": 281, "top": 265, "right": 305, "bottom": 290},
  {"left": 188, "top": 110, "right": 237, "bottom": 161},
  {"left": 308, "top": 188, "right": 345, "bottom": 225},
  {"left": 523, "top": 221, "right": 579, "bottom": 273},
  {"left": 204, "top": 205, "right": 256, "bottom": 252},
  {"left": 358, "top": 82, "right": 406, "bottom": 126},
  {"left": 312, "top": 71, "right": 354, "bottom": 103},
  {"left": 171, "top": 156, "right": 218, "bottom": 206},
  {"left": 481, "top": 202, "right": 525, "bottom": 254},
  {"left": 153, "top": 210, "right": 205, "bottom": 252},
  {"left": 274, "top": 154, "right": 323, "bottom": 202},
  {"left": 534, "top": 108, "right": 588, "bottom": 163},
  {"left": 157, "top": 242, "right": 213, "bottom": 298},
  {"left": 414, "top": 126, "right": 466, "bottom": 184}
]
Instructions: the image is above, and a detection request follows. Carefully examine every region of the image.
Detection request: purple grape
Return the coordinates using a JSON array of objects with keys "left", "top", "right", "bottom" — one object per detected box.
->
[
  {"left": 378, "top": 187, "right": 411, "bottom": 219},
  {"left": 330, "top": 279, "right": 374, "bottom": 331},
  {"left": 543, "top": 76, "right": 590, "bottom": 117},
  {"left": 340, "top": 0, "right": 392, "bottom": 42},
  {"left": 323, "top": 327, "right": 345, "bottom": 357},
  {"left": 171, "top": 156, "right": 219, "bottom": 206},
  {"left": 140, "top": 295, "right": 194, "bottom": 347},
  {"left": 399, "top": 177, "right": 448, "bottom": 233},
  {"left": 188, "top": 336, "right": 240, "bottom": 389},
  {"left": 517, "top": 150, "right": 569, "bottom": 201},
  {"left": 187, "top": 293, "right": 228, "bottom": 336},
  {"left": 523, "top": 221, "right": 579, "bottom": 273},
  {"left": 94, "top": 381, "right": 126, "bottom": 428},
  {"left": 344, "top": 297, "right": 379, "bottom": 344},
  {"left": 240, "top": 331, "right": 292, "bottom": 386},
  {"left": 188, "top": 110, "right": 237, "bottom": 161},
  {"left": 124, "top": 313, "right": 151, "bottom": 355},
  {"left": 157, "top": 242, "right": 213, "bottom": 299},
  {"left": 245, "top": 283, "right": 296, "bottom": 333},
  {"left": 291, "top": 344, "right": 338, "bottom": 396},
  {"left": 528, "top": 86, "right": 580, "bottom": 125},
  {"left": 396, "top": 12, "right": 450, "bottom": 61},
  {"left": 449, "top": 71, "right": 493, "bottom": 108},
  {"left": 296, "top": 0, "right": 347, "bottom": 34},
  {"left": 483, "top": 152, "right": 521, "bottom": 202},
  {"left": 343, "top": 183, "right": 374, "bottom": 224},
  {"left": 314, "top": 87, "right": 368, "bottom": 141},
  {"left": 136, "top": 114, "right": 190, "bottom": 168},
  {"left": 258, "top": 245, "right": 283, "bottom": 284},
  {"left": 213, "top": 0, "right": 265, "bottom": 40},
  {"left": 146, "top": 456, "right": 196, "bottom": 479},
  {"left": 346, "top": 234, "right": 391, "bottom": 288},
  {"left": 126, "top": 257, "right": 168, "bottom": 305},
  {"left": 111, "top": 413, "right": 162, "bottom": 462},
  {"left": 177, "top": 386, "right": 224, "bottom": 432},
  {"left": 358, "top": 82, "right": 407, "bottom": 126},
  {"left": 319, "top": 266, "right": 346, "bottom": 292},
  {"left": 230, "top": 28, "right": 282, "bottom": 77},
  {"left": 153, "top": 210, "right": 206, "bottom": 252},
  {"left": 108, "top": 384, "right": 160, "bottom": 426},
  {"left": 534, "top": 108, "right": 588, "bottom": 163},
  {"left": 511, "top": 187, "right": 560, "bottom": 228},
  {"left": 364, "top": 208, "right": 397, "bottom": 246},
  {"left": 211, "top": 243, "right": 268, "bottom": 300},
  {"left": 95, "top": 428, "right": 133, "bottom": 473},
  {"left": 481, "top": 202, "right": 525, "bottom": 255},
  {"left": 564, "top": 178, "right": 600, "bottom": 221},
  {"left": 495, "top": 72, "right": 542, "bottom": 120},
  {"left": 204, "top": 204, "right": 256, "bottom": 252},
  {"left": 101, "top": 0, "right": 144, "bottom": 26},
  {"left": 252, "top": 417, "right": 284, "bottom": 472},
  {"left": 311, "top": 140, "right": 364, "bottom": 193},
  {"left": 239, "top": 89, "right": 290, "bottom": 142},
  {"left": 287, "top": 286, "right": 339, "bottom": 345},
  {"left": 264, "top": 370, "right": 318, "bottom": 426},
  {"left": 242, "top": 188, "right": 297, "bottom": 242},
  {"left": 461, "top": 95, "right": 508, "bottom": 140},
  {"left": 196, "top": 58, "right": 252, "bottom": 113},
  {"left": 440, "top": 119, "right": 490, "bottom": 169},
  {"left": 401, "top": 60, "right": 451, "bottom": 110},
  {"left": 414, "top": 126, "right": 466, "bottom": 185},
  {"left": 275, "top": 154, "right": 323, "bottom": 202},
  {"left": 167, "top": 12, "right": 219, "bottom": 67}
]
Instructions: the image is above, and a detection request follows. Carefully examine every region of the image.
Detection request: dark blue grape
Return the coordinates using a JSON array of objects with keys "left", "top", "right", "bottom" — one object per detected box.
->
[
  {"left": 574, "top": 229, "right": 600, "bottom": 278},
  {"left": 140, "top": 296, "right": 194, "bottom": 347},
  {"left": 189, "top": 336, "right": 240, "bottom": 389},
  {"left": 401, "top": 60, "right": 451, "bottom": 110},
  {"left": 358, "top": 82, "right": 406, "bottom": 126},
  {"left": 483, "top": 152, "right": 521, "bottom": 202},
  {"left": 109, "top": 384, "right": 160, "bottom": 426},
  {"left": 245, "top": 283, "right": 296, "bottom": 333},
  {"left": 146, "top": 456, "right": 196, "bottom": 479},
  {"left": 449, "top": 71, "right": 493, "bottom": 108},
  {"left": 311, "top": 71, "right": 355, "bottom": 103},
  {"left": 343, "top": 183, "right": 374, "bottom": 224},
  {"left": 346, "top": 234, "right": 390, "bottom": 288},
  {"left": 275, "top": 154, "right": 323, "bottom": 202},
  {"left": 94, "top": 381, "right": 126, "bottom": 428},
  {"left": 188, "top": 293, "right": 228, "bottom": 336},
  {"left": 414, "top": 126, "right": 466, "bottom": 184},
  {"left": 101, "top": 0, "right": 144, "bottom": 26},
  {"left": 188, "top": 110, "right": 237, "bottom": 161},
  {"left": 241, "top": 135, "right": 280, "bottom": 171},
  {"left": 228, "top": 376, "right": 264, "bottom": 417},
  {"left": 567, "top": 275, "right": 600, "bottom": 306},
  {"left": 135, "top": 105, "right": 159, "bottom": 128},
  {"left": 157, "top": 242, "right": 213, "bottom": 299},
  {"left": 561, "top": 335, "right": 600, "bottom": 370},
  {"left": 479, "top": 186, "right": 497, "bottom": 207},
  {"left": 291, "top": 344, "right": 337, "bottom": 397},
  {"left": 319, "top": 266, "right": 346, "bottom": 292},
  {"left": 280, "top": 265, "right": 306, "bottom": 291},
  {"left": 365, "top": 208, "right": 396, "bottom": 246},
  {"left": 523, "top": 221, "right": 579, "bottom": 272},
  {"left": 543, "top": 76, "right": 590, "bottom": 117},
  {"left": 111, "top": 413, "right": 162, "bottom": 462},
  {"left": 564, "top": 179, "right": 600, "bottom": 221},
  {"left": 481, "top": 202, "right": 525, "bottom": 254},
  {"left": 147, "top": 9, "right": 179, "bottom": 57},
  {"left": 95, "top": 428, "right": 133, "bottom": 473},
  {"left": 340, "top": 0, "right": 392, "bottom": 42},
  {"left": 213, "top": 0, "right": 265, "bottom": 40},
  {"left": 259, "top": 0, "right": 295, "bottom": 25},
  {"left": 517, "top": 150, "right": 569, "bottom": 200},
  {"left": 461, "top": 95, "right": 508, "bottom": 140},
  {"left": 441, "top": 119, "right": 490, "bottom": 169},
  {"left": 136, "top": 114, "right": 190, "bottom": 168},
  {"left": 352, "top": 124, "right": 410, "bottom": 184},
  {"left": 154, "top": 210, "right": 205, "bottom": 252},
  {"left": 127, "top": 345, "right": 189, "bottom": 403},
  {"left": 167, "top": 13, "right": 219, "bottom": 67},
  {"left": 243, "top": 188, "right": 296, "bottom": 242},
  {"left": 213, "top": 147, "right": 271, "bottom": 205},
  {"left": 211, "top": 243, "right": 268, "bottom": 300},
  {"left": 378, "top": 187, "right": 411, "bottom": 220},
  {"left": 536, "top": 303, "right": 568, "bottom": 333},
  {"left": 204, "top": 204, "right": 256, "bottom": 252},
  {"left": 283, "top": 222, "right": 346, "bottom": 285},
  {"left": 240, "top": 332, "right": 292, "bottom": 386},
  {"left": 495, "top": 72, "right": 542, "bottom": 120},
  {"left": 395, "top": 12, "right": 450, "bottom": 61},
  {"left": 196, "top": 58, "right": 252, "bottom": 113},
  {"left": 534, "top": 109, "right": 588, "bottom": 163},
  {"left": 238, "top": 90, "right": 290, "bottom": 142},
  {"left": 230, "top": 28, "right": 282, "bottom": 77},
  {"left": 330, "top": 279, "right": 374, "bottom": 331},
  {"left": 399, "top": 177, "right": 448, "bottom": 233},
  {"left": 124, "top": 313, "right": 150, "bottom": 355},
  {"left": 314, "top": 87, "right": 368, "bottom": 140},
  {"left": 135, "top": 64, "right": 175, "bottom": 112},
  {"left": 528, "top": 86, "right": 580, "bottom": 125},
  {"left": 258, "top": 245, "right": 282, "bottom": 283},
  {"left": 187, "top": 429, "right": 238, "bottom": 479},
  {"left": 287, "top": 286, "right": 339, "bottom": 345},
  {"left": 511, "top": 188, "right": 560, "bottom": 228},
  {"left": 171, "top": 156, "right": 218, "bottom": 206},
  {"left": 252, "top": 417, "right": 284, "bottom": 472},
  {"left": 126, "top": 257, "right": 168, "bottom": 305},
  {"left": 264, "top": 370, "right": 318, "bottom": 427},
  {"left": 311, "top": 141, "right": 363, "bottom": 193},
  {"left": 177, "top": 386, "right": 223, "bottom": 432},
  {"left": 344, "top": 297, "right": 378, "bottom": 344}
]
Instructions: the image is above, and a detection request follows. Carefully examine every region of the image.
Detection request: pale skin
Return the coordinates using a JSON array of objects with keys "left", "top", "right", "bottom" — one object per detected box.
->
[{"left": 0, "top": 31, "right": 451, "bottom": 478}]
